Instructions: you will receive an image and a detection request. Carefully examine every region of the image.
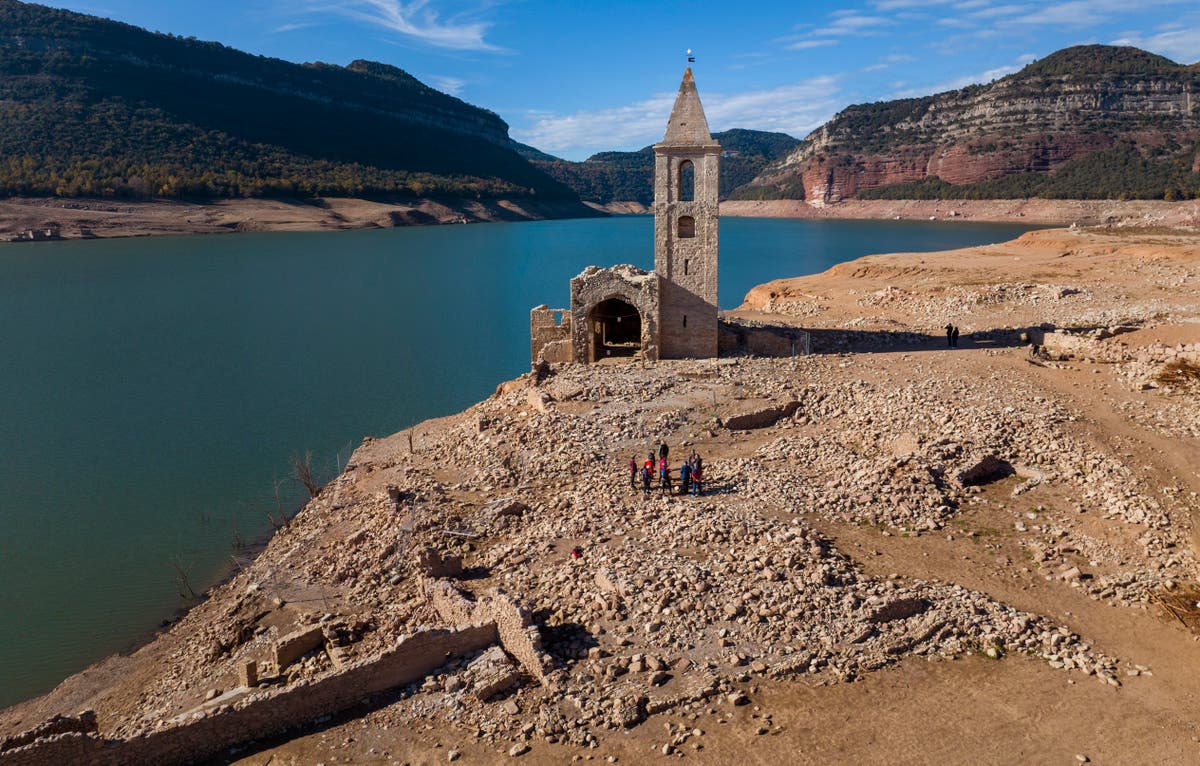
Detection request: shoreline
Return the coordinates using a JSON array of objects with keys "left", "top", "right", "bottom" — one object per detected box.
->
[
  {"left": 0, "top": 196, "right": 602, "bottom": 243},
  {"left": 3, "top": 226, "right": 1199, "bottom": 765},
  {"left": 3, "top": 196, "right": 1198, "bottom": 245}
]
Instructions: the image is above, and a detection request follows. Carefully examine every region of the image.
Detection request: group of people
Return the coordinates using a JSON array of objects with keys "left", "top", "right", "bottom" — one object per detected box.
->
[
  {"left": 629, "top": 441, "right": 705, "bottom": 497},
  {"left": 944, "top": 323, "right": 962, "bottom": 347}
]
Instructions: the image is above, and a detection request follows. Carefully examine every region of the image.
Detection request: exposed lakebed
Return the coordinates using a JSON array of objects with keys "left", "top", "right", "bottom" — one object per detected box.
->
[{"left": 0, "top": 215, "right": 1036, "bottom": 706}]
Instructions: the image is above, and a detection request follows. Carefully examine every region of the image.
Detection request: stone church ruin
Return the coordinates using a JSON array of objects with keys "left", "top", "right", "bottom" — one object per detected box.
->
[{"left": 531, "top": 67, "right": 722, "bottom": 365}]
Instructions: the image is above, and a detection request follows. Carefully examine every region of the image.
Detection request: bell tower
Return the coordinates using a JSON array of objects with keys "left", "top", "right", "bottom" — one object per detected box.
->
[{"left": 654, "top": 67, "right": 720, "bottom": 359}]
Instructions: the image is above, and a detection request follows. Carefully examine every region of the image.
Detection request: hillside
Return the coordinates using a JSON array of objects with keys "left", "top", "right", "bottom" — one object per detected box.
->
[
  {"left": 0, "top": 0, "right": 576, "bottom": 201},
  {"left": 736, "top": 46, "right": 1200, "bottom": 205},
  {"left": 534, "top": 129, "right": 800, "bottom": 205}
]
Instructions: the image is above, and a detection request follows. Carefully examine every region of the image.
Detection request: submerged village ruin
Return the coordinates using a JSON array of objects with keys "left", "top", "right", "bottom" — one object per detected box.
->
[
  {"left": 531, "top": 68, "right": 807, "bottom": 366},
  {"left": 4, "top": 69, "right": 1200, "bottom": 766}
]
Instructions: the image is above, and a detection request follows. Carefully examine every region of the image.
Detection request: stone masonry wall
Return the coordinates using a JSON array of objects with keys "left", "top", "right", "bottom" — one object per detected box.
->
[
  {"left": 653, "top": 146, "right": 720, "bottom": 360},
  {"left": 530, "top": 305, "right": 573, "bottom": 365},
  {"left": 569, "top": 265, "right": 659, "bottom": 363},
  {"left": 0, "top": 625, "right": 498, "bottom": 766}
]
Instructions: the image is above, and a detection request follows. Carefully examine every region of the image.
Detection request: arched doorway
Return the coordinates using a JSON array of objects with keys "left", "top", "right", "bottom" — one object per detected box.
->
[{"left": 588, "top": 298, "right": 642, "bottom": 362}]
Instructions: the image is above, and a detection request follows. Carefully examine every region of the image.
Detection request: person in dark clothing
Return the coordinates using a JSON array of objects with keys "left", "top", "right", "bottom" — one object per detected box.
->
[
  {"left": 628, "top": 457, "right": 637, "bottom": 489},
  {"left": 945, "top": 323, "right": 954, "bottom": 347},
  {"left": 679, "top": 461, "right": 692, "bottom": 495},
  {"left": 952, "top": 326, "right": 960, "bottom": 347},
  {"left": 659, "top": 442, "right": 669, "bottom": 462},
  {"left": 640, "top": 465, "right": 652, "bottom": 494},
  {"left": 659, "top": 456, "right": 671, "bottom": 494},
  {"left": 647, "top": 450, "right": 656, "bottom": 469}
]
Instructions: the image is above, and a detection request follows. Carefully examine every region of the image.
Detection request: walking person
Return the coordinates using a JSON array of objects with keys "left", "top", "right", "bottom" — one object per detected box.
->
[{"left": 628, "top": 456, "right": 638, "bottom": 489}]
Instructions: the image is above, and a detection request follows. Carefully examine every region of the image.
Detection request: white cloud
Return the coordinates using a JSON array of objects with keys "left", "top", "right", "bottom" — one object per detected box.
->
[
  {"left": 892, "top": 59, "right": 1025, "bottom": 97},
  {"left": 787, "top": 39, "right": 839, "bottom": 51},
  {"left": 513, "top": 76, "right": 843, "bottom": 160},
  {"left": 1112, "top": 27, "right": 1200, "bottom": 63},
  {"left": 814, "top": 14, "right": 891, "bottom": 36},
  {"left": 299, "top": 0, "right": 498, "bottom": 51},
  {"left": 427, "top": 75, "right": 466, "bottom": 95}
]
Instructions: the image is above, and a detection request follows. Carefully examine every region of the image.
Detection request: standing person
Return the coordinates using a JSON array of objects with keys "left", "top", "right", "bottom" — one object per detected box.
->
[
  {"left": 659, "top": 456, "right": 672, "bottom": 494},
  {"left": 628, "top": 457, "right": 638, "bottom": 489},
  {"left": 692, "top": 462, "right": 703, "bottom": 496},
  {"left": 679, "top": 460, "right": 692, "bottom": 496},
  {"left": 945, "top": 323, "right": 954, "bottom": 348},
  {"left": 659, "top": 441, "right": 669, "bottom": 463},
  {"left": 952, "top": 325, "right": 961, "bottom": 347},
  {"left": 641, "top": 464, "right": 652, "bottom": 495}
]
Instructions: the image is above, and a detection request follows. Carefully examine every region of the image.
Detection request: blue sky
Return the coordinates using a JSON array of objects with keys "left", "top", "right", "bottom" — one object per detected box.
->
[{"left": 44, "top": 1, "right": 1200, "bottom": 160}]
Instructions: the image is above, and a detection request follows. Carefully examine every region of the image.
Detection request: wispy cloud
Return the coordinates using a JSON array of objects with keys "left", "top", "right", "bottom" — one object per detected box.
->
[
  {"left": 295, "top": 1, "right": 498, "bottom": 51},
  {"left": 891, "top": 56, "right": 1031, "bottom": 98},
  {"left": 1111, "top": 26, "right": 1200, "bottom": 63},
  {"left": 514, "top": 76, "right": 843, "bottom": 160},
  {"left": 781, "top": 10, "right": 892, "bottom": 51},
  {"left": 788, "top": 39, "right": 839, "bottom": 51},
  {"left": 427, "top": 74, "right": 466, "bottom": 95}
]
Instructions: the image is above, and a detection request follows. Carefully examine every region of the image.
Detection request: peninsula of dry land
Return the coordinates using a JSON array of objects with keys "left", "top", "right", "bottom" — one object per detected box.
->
[{"left": 2, "top": 227, "right": 1199, "bottom": 766}]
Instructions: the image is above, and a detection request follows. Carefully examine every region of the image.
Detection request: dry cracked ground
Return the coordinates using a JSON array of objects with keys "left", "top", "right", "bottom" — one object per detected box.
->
[{"left": 2, "top": 227, "right": 1200, "bottom": 765}]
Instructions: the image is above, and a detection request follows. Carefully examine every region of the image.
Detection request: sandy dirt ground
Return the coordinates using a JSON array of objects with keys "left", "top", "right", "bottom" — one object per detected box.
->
[
  {"left": 0, "top": 196, "right": 600, "bottom": 241},
  {"left": 2, "top": 227, "right": 1199, "bottom": 766}
]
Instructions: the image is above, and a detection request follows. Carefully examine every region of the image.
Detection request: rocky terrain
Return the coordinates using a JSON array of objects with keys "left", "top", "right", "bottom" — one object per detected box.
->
[
  {"left": 739, "top": 46, "right": 1200, "bottom": 205},
  {"left": 2, "top": 227, "right": 1200, "bottom": 765}
]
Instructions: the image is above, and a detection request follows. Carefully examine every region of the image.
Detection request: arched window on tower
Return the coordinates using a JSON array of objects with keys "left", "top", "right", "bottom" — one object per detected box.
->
[
  {"left": 678, "top": 160, "right": 694, "bottom": 202},
  {"left": 678, "top": 215, "right": 695, "bottom": 238}
]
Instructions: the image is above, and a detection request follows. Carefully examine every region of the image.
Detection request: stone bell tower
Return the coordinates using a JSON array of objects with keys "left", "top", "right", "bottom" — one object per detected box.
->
[{"left": 654, "top": 67, "right": 720, "bottom": 359}]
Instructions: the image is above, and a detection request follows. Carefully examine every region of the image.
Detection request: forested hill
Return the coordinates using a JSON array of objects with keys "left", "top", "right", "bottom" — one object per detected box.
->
[
  {"left": 0, "top": 0, "right": 576, "bottom": 200},
  {"left": 737, "top": 45, "right": 1200, "bottom": 204},
  {"left": 534, "top": 129, "right": 801, "bottom": 205}
]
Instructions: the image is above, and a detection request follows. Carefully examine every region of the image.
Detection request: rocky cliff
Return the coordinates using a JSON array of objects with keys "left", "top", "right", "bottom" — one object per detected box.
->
[{"left": 739, "top": 46, "right": 1200, "bottom": 204}]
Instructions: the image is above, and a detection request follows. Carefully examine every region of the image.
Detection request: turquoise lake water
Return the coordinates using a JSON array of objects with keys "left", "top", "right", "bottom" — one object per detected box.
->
[{"left": 0, "top": 215, "right": 1037, "bottom": 707}]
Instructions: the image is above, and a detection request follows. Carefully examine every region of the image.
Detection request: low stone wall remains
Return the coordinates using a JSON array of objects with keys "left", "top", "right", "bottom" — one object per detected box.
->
[{"left": 0, "top": 624, "right": 497, "bottom": 766}]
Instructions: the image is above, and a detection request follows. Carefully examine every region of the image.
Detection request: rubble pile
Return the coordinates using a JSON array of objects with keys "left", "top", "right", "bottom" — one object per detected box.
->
[{"left": 9, "top": 341, "right": 1195, "bottom": 761}]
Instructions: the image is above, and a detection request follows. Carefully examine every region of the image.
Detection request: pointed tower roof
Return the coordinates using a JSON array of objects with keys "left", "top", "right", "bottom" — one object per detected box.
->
[{"left": 659, "top": 68, "right": 719, "bottom": 147}]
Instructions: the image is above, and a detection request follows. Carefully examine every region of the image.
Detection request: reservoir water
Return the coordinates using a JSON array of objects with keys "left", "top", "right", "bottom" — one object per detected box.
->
[{"left": 0, "top": 215, "right": 1036, "bottom": 707}]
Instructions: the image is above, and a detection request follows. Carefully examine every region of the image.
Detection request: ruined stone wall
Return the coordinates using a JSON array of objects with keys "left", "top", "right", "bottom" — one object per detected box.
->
[
  {"left": 718, "top": 320, "right": 810, "bottom": 357},
  {"left": 530, "top": 305, "right": 573, "bottom": 366},
  {"left": 479, "top": 590, "right": 552, "bottom": 687},
  {"left": 0, "top": 625, "right": 497, "bottom": 766},
  {"left": 569, "top": 266, "right": 659, "bottom": 363}
]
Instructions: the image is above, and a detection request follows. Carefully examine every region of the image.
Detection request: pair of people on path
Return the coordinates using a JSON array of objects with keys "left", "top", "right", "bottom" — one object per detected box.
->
[{"left": 944, "top": 323, "right": 961, "bottom": 347}]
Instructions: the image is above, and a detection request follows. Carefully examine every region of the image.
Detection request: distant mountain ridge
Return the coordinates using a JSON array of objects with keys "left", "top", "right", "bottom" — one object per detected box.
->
[
  {"left": 0, "top": 0, "right": 575, "bottom": 200},
  {"left": 737, "top": 46, "right": 1200, "bottom": 204},
  {"left": 533, "top": 129, "right": 802, "bottom": 205}
]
